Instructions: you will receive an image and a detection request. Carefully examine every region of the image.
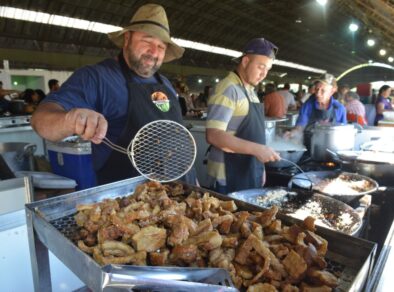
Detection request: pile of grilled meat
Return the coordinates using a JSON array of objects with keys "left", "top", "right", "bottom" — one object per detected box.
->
[{"left": 73, "top": 181, "right": 339, "bottom": 291}]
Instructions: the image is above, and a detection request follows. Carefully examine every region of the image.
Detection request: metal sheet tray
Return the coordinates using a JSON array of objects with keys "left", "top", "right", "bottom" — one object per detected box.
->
[{"left": 26, "top": 176, "right": 377, "bottom": 291}]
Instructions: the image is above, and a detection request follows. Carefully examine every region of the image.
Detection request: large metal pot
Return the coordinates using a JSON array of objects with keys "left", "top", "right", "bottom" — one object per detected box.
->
[
  {"left": 330, "top": 150, "right": 394, "bottom": 186},
  {"left": 355, "top": 161, "right": 394, "bottom": 187},
  {"left": 267, "top": 150, "right": 306, "bottom": 168},
  {"left": 311, "top": 124, "right": 357, "bottom": 161},
  {"left": 288, "top": 170, "right": 379, "bottom": 203},
  {"left": 286, "top": 111, "right": 299, "bottom": 127},
  {"left": 267, "top": 140, "right": 306, "bottom": 168},
  {"left": 0, "top": 142, "right": 36, "bottom": 172}
]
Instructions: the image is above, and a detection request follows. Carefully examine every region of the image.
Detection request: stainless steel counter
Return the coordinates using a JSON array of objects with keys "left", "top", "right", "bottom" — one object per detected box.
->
[
  {"left": 369, "top": 220, "right": 394, "bottom": 291},
  {"left": 0, "top": 125, "right": 46, "bottom": 156}
]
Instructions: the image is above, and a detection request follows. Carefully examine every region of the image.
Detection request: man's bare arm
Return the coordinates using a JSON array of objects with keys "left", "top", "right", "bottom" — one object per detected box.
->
[
  {"left": 31, "top": 102, "right": 108, "bottom": 144},
  {"left": 206, "top": 128, "right": 280, "bottom": 163}
]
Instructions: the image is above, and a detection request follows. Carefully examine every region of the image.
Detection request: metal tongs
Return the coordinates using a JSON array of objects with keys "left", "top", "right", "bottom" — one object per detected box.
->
[{"left": 101, "top": 265, "right": 238, "bottom": 292}]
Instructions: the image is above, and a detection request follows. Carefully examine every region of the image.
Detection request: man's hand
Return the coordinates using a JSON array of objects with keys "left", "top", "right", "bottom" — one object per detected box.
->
[
  {"left": 283, "top": 126, "right": 303, "bottom": 140},
  {"left": 252, "top": 144, "right": 281, "bottom": 163},
  {"left": 65, "top": 108, "right": 108, "bottom": 144}
]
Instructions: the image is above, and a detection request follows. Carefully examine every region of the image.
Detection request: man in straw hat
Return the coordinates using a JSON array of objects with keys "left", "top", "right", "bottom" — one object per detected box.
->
[
  {"left": 32, "top": 3, "right": 195, "bottom": 185},
  {"left": 205, "top": 38, "right": 281, "bottom": 194}
]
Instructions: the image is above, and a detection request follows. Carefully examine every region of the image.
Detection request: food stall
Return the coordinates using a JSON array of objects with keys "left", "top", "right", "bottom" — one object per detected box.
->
[
  {"left": 0, "top": 118, "right": 390, "bottom": 291},
  {"left": 26, "top": 176, "right": 377, "bottom": 291}
]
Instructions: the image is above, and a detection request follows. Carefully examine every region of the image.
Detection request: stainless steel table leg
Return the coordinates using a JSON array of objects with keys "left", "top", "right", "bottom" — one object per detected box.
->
[{"left": 26, "top": 210, "right": 52, "bottom": 292}]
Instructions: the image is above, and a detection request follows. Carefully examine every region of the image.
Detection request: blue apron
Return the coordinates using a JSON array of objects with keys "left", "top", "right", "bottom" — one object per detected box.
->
[
  {"left": 224, "top": 74, "right": 266, "bottom": 193},
  {"left": 97, "top": 52, "right": 193, "bottom": 185}
]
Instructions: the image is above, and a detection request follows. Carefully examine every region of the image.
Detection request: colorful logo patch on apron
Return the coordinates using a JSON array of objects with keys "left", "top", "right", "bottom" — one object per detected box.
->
[{"left": 151, "top": 91, "right": 170, "bottom": 112}]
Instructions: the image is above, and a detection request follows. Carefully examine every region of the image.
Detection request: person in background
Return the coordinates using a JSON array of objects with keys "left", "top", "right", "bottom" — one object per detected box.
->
[
  {"left": 23, "top": 88, "right": 45, "bottom": 113},
  {"left": 263, "top": 83, "right": 286, "bottom": 118},
  {"left": 194, "top": 85, "right": 211, "bottom": 109},
  {"left": 300, "top": 82, "right": 317, "bottom": 104},
  {"left": 370, "top": 88, "right": 378, "bottom": 104},
  {"left": 174, "top": 80, "right": 188, "bottom": 116},
  {"left": 0, "top": 81, "right": 11, "bottom": 112},
  {"left": 0, "top": 80, "right": 20, "bottom": 100},
  {"left": 286, "top": 74, "right": 346, "bottom": 145},
  {"left": 257, "top": 83, "right": 265, "bottom": 102},
  {"left": 295, "top": 90, "right": 305, "bottom": 109},
  {"left": 48, "top": 79, "right": 60, "bottom": 93},
  {"left": 35, "top": 89, "right": 46, "bottom": 102},
  {"left": 206, "top": 37, "right": 280, "bottom": 194},
  {"left": 345, "top": 91, "right": 367, "bottom": 126},
  {"left": 277, "top": 83, "right": 297, "bottom": 111},
  {"left": 31, "top": 3, "right": 196, "bottom": 185},
  {"left": 374, "top": 85, "right": 392, "bottom": 125},
  {"left": 334, "top": 84, "right": 350, "bottom": 104}
]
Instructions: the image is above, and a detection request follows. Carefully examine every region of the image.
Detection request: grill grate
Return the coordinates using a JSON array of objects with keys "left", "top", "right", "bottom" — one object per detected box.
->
[
  {"left": 51, "top": 214, "right": 78, "bottom": 240},
  {"left": 130, "top": 120, "right": 196, "bottom": 182}
]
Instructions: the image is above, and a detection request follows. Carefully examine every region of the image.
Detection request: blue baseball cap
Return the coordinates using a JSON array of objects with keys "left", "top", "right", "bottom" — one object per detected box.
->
[
  {"left": 242, "top": 38, "right": 278, "bottom": 58},
  {"left": 233, "top": 38, "right": 278, "bottom": 63}
]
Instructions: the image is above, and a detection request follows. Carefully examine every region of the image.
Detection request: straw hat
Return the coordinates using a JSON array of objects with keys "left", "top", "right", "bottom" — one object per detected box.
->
[{"left": 108, "top": 4, "right": 184, "bottom": 62}]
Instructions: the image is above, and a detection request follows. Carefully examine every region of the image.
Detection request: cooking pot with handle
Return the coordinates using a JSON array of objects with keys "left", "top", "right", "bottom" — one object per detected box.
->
[
  {"left": 267, "top": 139, "right": 306, "bottom": 168},
  {"left": 327, "top": 149, "right": 394, "bottom": 186},
  {"left": 288, "top": 170, "right": 379, "bottom": 203},
  {"left": 311, "top": 124, "right": 357, "bottom": 161}
]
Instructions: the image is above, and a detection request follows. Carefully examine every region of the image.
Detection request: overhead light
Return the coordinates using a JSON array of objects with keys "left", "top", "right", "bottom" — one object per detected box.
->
[
  {"left": 13, "top": 81, "right": 18, "bottom": 85},
  {"left": 0, "top": 6, "right": 119, "bottom": 33},
  {"left": 349, "top": 23, "right": 359, "bottom": 32},
  {"left": 316, "top": 0, "right": 327, "bottom": 6},
  {"left": 368, "top": 60, "right": 373, "bottom": 64},
  {"left": 379, "top": 49, "right": 387, "bottom": 56},
  {"left": 173, "top": 38, "right": 241, "bottom": 58},
  {"left": 388, "top": 57, "right": 394, "bottom": 63},
  {"left": 367, "top": 39, "right": 375, "bottom": 47},
  {"left": 295, "top": 18, "right": 302, "bottom": 24},
  {"left": 273, "top": 60, "right": 324, "bottom": 74},
  {"left": 262, "top": 82, "right": 266, "bottom": 85},
  {"left": 198, "top": 79, "right": 203, "bottom": 84},
  {"left": 308, "top": 76, "right": 312, "bottom": 80},
  {"left": 215, "top": 78, "right": 220, "bottom": 83},
  {"left": 0, "top": 5, "right": 326, "bottom": 74},
  {"left": 279, "top": 73, "right": 288, "bottom": 78}
]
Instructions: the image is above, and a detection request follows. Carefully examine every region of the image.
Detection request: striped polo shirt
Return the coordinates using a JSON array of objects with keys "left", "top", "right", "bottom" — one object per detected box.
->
[{"left": 206, "top": 71, "right": 260, "bottom": 186}]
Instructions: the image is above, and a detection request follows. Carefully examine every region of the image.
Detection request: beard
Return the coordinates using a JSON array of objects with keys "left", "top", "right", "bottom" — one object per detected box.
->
[{"left": 126, "top": 51, "right": 161, "bottom": 78}]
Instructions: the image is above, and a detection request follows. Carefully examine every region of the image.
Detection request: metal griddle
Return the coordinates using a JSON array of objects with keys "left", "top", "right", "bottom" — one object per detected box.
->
[
  {"left": 26, "top": 176, "right": 377, "bottom": 291},
  {"left": 289, "top": 170, "right": 379, "bottom": 203},
  {"left": 228, "top": 188, "right": 363, "bottom": 236}
]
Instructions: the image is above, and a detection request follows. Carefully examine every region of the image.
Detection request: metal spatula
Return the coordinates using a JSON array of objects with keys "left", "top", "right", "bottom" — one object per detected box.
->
[
  {"left": 102, "top": 120, "right": 196, "bottom": 182},
  {"left": 101, "top": 265, "right": 238, "bottom": 292}
]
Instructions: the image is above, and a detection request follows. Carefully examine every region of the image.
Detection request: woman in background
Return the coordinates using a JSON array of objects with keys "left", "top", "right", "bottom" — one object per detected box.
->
[
  {"left": 23, "top": 89, "right": 45, "bottom": 113},
  {"left": 374, "top": 85, "right": 392, "bottom": 125}
]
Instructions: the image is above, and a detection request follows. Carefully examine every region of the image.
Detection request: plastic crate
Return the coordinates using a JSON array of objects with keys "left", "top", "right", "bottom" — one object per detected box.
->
[{"left": 46, "top": 136, "right": 96, "bottom": 190}]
